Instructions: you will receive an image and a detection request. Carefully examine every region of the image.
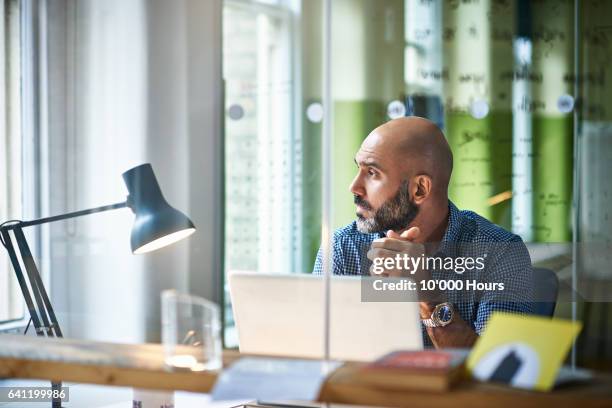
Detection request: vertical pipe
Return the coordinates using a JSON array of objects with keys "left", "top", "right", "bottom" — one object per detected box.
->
[
  {"left": 511, "top": 36, "right": 533, "bottom": 241},
  {"left": 322, "top": 0, "right": 332, "bottom": 363},
  {"left": 512, "top": 0, "right": 533, "bottom": 241}
]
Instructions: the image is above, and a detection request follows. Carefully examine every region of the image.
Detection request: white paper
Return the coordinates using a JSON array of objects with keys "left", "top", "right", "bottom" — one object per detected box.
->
[{"left": 211, "top": 357, "right": 341, "bottom": 402}]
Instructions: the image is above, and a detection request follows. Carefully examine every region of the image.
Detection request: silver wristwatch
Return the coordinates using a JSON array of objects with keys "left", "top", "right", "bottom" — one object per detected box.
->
[{"left": 422, "top": 302, "right": 454, "bottom": 328}]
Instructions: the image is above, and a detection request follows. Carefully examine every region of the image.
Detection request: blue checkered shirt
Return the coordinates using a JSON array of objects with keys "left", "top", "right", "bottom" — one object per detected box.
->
[{"left": 313, "top": 201, "right": 534, "bottom": 347}]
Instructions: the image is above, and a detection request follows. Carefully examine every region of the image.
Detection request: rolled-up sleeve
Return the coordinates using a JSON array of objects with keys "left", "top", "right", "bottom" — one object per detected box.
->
[{"left": 313, "top": 238, "right": 345, "bottom": 275}]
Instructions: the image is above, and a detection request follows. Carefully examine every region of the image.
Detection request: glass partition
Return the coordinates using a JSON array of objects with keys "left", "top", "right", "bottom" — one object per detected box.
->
[
  {"left": 575, "top": 0, "right": 612, "bottom": 367},
  {"left": 328, "top": 0, "right": 577, "bottom": 240},
  {"left": 222, "top": 0, "right": 324, "bottom": 350},
  {"left": 220, "top": 0, "right": 612, "bottom": 367}
]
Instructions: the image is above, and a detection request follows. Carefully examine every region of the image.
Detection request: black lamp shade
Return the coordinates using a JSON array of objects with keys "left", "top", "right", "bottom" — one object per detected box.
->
[{"left": 122, "top": 164, "right": 196, "bottom": 254}]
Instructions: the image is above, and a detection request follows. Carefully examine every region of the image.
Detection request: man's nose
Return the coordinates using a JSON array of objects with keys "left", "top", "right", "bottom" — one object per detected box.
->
[{"left": 349, "top": 174, "right": 365, "bottom": 197}]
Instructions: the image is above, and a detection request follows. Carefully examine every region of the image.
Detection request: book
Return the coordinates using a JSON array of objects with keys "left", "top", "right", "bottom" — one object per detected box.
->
[{"left": 355, "top": 349, "right": 469, "bottom": 392}]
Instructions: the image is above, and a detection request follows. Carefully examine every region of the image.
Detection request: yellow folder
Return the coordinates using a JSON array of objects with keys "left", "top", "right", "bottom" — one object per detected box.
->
[{"left": 467, "top": 312, "right": 581, "bottom": 391}]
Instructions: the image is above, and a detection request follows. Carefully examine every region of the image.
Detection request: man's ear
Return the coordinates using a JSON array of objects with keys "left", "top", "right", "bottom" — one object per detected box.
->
[{"left": 412, "top": 174, "right": 432, "bottom": 204}]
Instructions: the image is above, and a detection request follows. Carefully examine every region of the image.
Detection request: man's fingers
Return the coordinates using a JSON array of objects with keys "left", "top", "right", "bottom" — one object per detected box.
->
[
  {"left": 400, "top": 226, "right": 420, "bottom": 240},
  {"left": 371, "top": 237, "right": 422, "bottom": 253},
  {"left": 371, "top": 239, "right": 406, "bottom": 252},
  {"left": 367, "top": 247, "right": 399, "bottom": 261},
  {"left": 386, "top": 230, "right": 401, "bottom": 239},
  {"left": 385, "top": 226, "right": 421, "bottom": 241}
]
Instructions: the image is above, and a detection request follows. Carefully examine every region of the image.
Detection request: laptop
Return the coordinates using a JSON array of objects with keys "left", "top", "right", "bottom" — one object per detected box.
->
[{"left": 228, "top": 272, "right": 423, "bottom": 361}]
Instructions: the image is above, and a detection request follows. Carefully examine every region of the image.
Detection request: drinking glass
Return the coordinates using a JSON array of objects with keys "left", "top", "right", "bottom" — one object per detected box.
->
[{"left": 161, "top": 289, "right": 222, "bottom": 371}]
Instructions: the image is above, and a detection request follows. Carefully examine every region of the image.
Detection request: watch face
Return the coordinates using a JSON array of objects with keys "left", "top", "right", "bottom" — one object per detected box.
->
[{"left": 436, "top": 304, "right": 453, "bottom": 323}]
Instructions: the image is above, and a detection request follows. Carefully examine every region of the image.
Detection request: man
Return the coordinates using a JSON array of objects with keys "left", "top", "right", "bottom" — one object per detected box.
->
[{"left": 313, "top": 116, "right": 534, "bottom": 348}]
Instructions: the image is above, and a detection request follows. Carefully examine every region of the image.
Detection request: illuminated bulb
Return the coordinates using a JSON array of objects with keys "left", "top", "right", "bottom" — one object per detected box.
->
[
  {"left": 306, "top": 103, "right": 324, "bottom": 123},
  {"left": 387, "top": 100, "right": 406, "bottom": 119},
  {"left": 470, "top": 100, "right": 489, "bottom": 119},
  {"left": 134, "top": 228, "right": 196, "bottom": 254}
]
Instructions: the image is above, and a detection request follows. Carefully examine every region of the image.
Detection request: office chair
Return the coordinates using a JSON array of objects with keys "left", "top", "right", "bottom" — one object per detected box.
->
[{"left": 532, "top": 267, "right": 559, "bottom": 317}]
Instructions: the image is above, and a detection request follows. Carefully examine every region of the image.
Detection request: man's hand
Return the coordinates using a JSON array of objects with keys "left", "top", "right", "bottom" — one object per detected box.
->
[
  {"left": 366, "top": 227, "right": 478, "bottom": 348},
  {"left": 366, "top": 227, "right": 435, "bottom": 299},
  {"left": 366, "top": 227, "right": 425, "bottom": 278}
]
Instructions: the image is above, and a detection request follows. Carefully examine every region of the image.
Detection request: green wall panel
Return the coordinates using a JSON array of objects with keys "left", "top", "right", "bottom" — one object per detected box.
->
[
  {"left": 532, "top": 116, "right": 573, "bottom": 242},
  {"left": 301, "top": 99, "right": 385, "bottom": 272},
  {"left": 446, "top": 111, "right": 513, "bottom": 229},
  {"left": 332, "top": 100, "right": 385, "bottom": 229},
  {"left": 302, "top": 103, "right": 322, "bottom": 273}
]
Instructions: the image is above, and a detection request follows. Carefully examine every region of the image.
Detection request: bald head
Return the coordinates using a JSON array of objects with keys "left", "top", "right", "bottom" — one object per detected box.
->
[
  {"left": 351, "top": 117, "right": 453, "bottom": 234},
  {"left": 363, "top": 116, "right": 453, "bottom": 195}
]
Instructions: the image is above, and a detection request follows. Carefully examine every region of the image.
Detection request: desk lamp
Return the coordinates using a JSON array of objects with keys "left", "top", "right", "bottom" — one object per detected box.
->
[{"left": 0, "top": 163, "right": 196, "bottom": 407}]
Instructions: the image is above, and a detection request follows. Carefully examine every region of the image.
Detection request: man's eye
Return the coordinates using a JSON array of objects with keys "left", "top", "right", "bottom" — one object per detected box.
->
[{"left": 368, "top": 169, "right": 377, "bottom": 176}]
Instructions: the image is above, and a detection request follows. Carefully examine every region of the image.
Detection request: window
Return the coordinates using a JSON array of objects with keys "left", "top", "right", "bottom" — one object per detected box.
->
[
  {"left": 0, "top": 0, "right": 25, "bottom": 327},
  {"left": 222, "top": 0, "right": 298, "bottom": 346}
]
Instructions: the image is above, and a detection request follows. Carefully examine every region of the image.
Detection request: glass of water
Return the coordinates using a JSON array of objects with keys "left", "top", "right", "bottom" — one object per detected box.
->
[{"left": 161, "top": 290, "right": 222, "bottom": 371}]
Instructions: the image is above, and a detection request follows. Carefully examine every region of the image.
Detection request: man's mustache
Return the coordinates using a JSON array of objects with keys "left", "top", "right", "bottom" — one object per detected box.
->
[{"left": 354, "top": 195, "right": 372, "bottom": 211}]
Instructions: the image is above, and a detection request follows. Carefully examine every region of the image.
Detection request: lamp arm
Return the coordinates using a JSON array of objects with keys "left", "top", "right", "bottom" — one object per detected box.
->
[{"left": 1, "top": 201, "right": 128, "bottom": 230}]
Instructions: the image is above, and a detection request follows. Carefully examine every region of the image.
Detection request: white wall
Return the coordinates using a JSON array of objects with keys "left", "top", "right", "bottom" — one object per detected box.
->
[{"left": 45, "top": 0, "right": 222, "bottom": 343}]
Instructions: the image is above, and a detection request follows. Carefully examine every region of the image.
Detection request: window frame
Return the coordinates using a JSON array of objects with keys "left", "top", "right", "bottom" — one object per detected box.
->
[
  {"left": 0, "top": 0, "right": 26, "bottom": 330},
  {"left": 0, "top": 0, "right": 46, "bottom": 332}
]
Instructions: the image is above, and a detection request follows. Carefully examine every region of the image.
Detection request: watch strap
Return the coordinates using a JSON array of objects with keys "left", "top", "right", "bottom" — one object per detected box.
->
[{"left": 421, "top": 318, "right": 437, "bottom": 328}]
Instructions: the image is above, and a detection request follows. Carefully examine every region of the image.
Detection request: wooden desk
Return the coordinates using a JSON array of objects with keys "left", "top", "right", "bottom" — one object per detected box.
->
[
  {"left": 0, "top": 334, "right": 236, "bottom": 393},
  {"left": 1, "top": 335, "right": 611, "bottom": 407},
  {"left": 318, "top": 363, "right": 612, "bottom": 408}
]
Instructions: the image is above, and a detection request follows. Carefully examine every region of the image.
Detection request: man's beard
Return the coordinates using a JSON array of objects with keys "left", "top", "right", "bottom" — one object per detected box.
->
[{"left": 354, "top": 181, "right": 419, "bottom": 234}]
